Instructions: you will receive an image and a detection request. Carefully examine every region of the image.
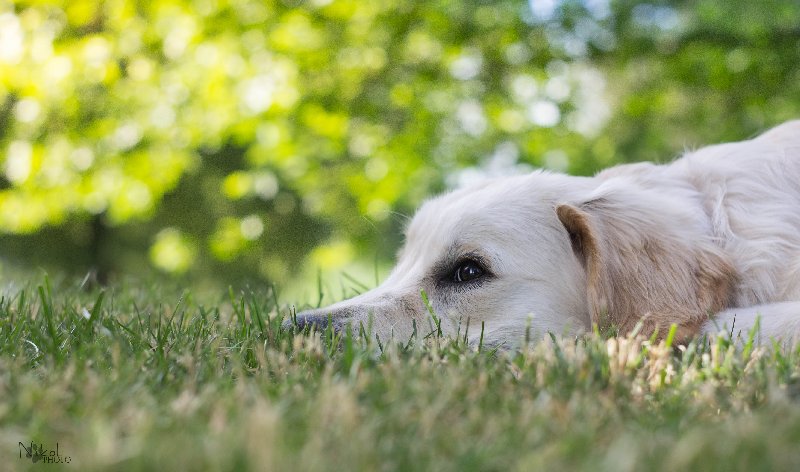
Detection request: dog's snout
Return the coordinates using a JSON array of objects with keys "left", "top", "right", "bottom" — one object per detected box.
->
[{"left": 281, "top": 310, "right": 331, "bottom": 331}]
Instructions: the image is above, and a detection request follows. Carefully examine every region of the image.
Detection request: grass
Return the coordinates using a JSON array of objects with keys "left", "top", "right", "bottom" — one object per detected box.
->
[{"left": 2, "top": 276, "right": 800, "bottom": 471}]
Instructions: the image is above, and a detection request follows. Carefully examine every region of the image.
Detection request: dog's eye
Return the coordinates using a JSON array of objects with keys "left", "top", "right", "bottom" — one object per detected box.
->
[{"left": 452, "top": 260, "right": 485, "bottom": 283}]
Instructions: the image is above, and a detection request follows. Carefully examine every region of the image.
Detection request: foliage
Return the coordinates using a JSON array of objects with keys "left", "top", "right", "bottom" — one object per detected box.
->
[
  {"left": 2, "top": 277, "right": 800, "bottom": 470},
  {"left": 1, "top": 0, "right": 799, "bottom": 284}
]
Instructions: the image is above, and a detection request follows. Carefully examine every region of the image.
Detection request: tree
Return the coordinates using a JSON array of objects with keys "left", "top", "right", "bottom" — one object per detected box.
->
[{"left": 1, "top": 0, "right": 798, "bottom": 286}]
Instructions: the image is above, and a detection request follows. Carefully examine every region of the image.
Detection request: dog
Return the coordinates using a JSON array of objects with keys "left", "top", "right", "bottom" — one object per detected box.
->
[{"left": 287, "top": 121, "right": 800, "bottom": 347}]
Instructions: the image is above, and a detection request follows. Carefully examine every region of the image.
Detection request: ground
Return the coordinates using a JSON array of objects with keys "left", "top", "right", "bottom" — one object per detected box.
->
[{"left": 2, "top": 276, "right": 800, "bottom": 471}]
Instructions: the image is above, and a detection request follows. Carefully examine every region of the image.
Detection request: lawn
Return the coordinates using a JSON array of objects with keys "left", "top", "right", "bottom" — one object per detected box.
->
[{"left": 2, "top": 276, "right": 800, "bottom": 471}]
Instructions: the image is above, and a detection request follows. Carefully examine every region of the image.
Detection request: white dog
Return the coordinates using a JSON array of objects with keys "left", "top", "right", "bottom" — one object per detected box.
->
[{"left": 289, "top": 121, "right": 800, "bottom": 347}]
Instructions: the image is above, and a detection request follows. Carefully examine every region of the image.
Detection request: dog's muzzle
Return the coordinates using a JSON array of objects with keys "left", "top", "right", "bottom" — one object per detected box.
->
[{"left": 281, "top": 309, "right": 346, "bottom": 332}]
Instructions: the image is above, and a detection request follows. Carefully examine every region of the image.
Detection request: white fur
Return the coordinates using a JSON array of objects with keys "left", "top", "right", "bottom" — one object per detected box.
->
[{"left": 292, "top": 121, "right": 800, "bottom": 347}]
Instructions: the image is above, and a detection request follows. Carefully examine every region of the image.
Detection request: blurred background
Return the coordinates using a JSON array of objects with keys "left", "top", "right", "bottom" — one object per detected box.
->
[{"left": 1, "top": 0, "right": 798, "bottom": 298}]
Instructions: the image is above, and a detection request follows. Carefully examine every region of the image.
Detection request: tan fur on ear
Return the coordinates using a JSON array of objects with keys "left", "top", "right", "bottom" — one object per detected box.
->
[
  {"left": 556, "top": 204, "right": 598, "bottom": 271},
  {"left": 557, "top": 191, "right": 737, "bottom": 342}
]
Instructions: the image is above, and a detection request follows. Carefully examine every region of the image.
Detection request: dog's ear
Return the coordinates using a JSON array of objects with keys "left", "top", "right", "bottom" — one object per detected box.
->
[{"left": 556, "top": 190, "right": 736, "bottom": 341}]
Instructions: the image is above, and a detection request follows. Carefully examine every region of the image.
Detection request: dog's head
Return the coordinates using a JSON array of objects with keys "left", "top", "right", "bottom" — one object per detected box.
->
[
  {"left": 287, "top": 172, "right": 593, "bottom": 347},
  {"left": 287, "top": 170, "right": 736, "bottom": 347}
]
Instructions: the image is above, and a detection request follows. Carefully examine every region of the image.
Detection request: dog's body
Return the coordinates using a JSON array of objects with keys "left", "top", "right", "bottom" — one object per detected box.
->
[{"left": 293, "top": 121, "right": 800, "bottom": 347}]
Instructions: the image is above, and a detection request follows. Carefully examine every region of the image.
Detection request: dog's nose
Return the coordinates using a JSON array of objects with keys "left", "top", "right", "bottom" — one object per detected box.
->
[{"left": 281, "top": 310, "right": 330, "bottom": 331}]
